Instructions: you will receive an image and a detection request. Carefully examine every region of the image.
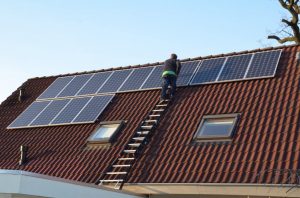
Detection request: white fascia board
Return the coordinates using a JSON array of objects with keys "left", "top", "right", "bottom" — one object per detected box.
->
[
  {"left": 0, "top": 170, "right": 142, "bottom": 198},
  {"left": 123, "top": 183, "right": 300, "bottom": 197}
]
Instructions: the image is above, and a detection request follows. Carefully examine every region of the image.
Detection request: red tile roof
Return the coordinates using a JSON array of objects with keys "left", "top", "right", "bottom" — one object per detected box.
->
[{"left": 0, "top": 45, "right": 299, "bottom": 185}]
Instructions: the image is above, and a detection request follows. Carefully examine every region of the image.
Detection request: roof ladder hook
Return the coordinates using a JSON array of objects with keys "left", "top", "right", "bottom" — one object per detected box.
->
[
  {"left": 19, "top": 145, "right": 28, "bottom": 166},
  {"left": 296, "top": 51, "right": 300, "bottom": 66},
  {"left": 18, "top": 88, "right": 25, "bottom": 102},
  {"left": 114, "top": 180, "right": 121, "bottom": 189}
]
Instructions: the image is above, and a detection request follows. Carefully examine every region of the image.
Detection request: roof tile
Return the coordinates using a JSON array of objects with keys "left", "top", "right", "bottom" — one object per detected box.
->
[{"left": 0, "top": 45, "right": 299, "bottom": 185}]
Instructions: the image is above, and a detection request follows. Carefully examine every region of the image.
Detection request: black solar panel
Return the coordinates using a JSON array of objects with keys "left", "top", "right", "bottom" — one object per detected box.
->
[
  {"left": 7, "top": 101, "right": 51, "bottom": 129},
  {"left": 118, "top": 67, "right": 154, "bottom": 92},
  {"left": 38, "top": 76, "right": 74, "bottom": 99},
  {"left": 8, "top": 95, "right": 114, "bottom": 128},
  {"left": 57, "top": 74, "right": 93, "bottom": 98},
  {"left": 246, "top": 50, "right": 281, "bottom": 78},
  {"left": 77, "top": 71, "right": 113, "bottom": 96},
  {"left": 141, "top": 66, "right": 163, "bottom": 89},
  {"left": 190, "top": 58, "right": 226, "bottom": 85},
  {"left": 51, "top": 97, "right": 91, "bottom": 125},
  {"left": 73, "top": 95, "right": 114, "bottom": 123},
  {"left": 177, "top": 61, "right": 200, "bottom": 86},
  {"left": 98, "top": 70, "right": 133, "bottom": 93},
  {"left": 218, "top": 54, "right": 252, "bottom": 81},
  {"left": 30, "top": 99, "right": 70, "bottom": 126}
]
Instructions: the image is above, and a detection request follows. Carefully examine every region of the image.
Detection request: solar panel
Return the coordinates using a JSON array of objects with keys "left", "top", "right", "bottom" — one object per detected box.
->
[
  {"left": 218, "top": 54, "right": 252, "bottom": 81},
  {"left": 190, "top": 58, "right": 226, "bottom": 85},
  {"left": 57, "top": 74, "right": 93, "bottom": 98},
  {"left": 77, "top": 71, "right": 112, "bottom": 96},
  {"left": 141, "top": 66, "right": 163, "bottom": 89},
  {"left": 98, "top": 70, "right": 133, "bottom": 93},
  {"left": 38, "top": 76, "right": 74, "bottom": 99},
  {"left": 51, "top": 97, "right": 91, "bottom": 125},
  {"left": 30, "top": 99, "right": 70, "bottom": 126},
  {"left": 245, "top": 50, "right": 282, "bottom": 78},
  {"left": 118, "top": 67, "right": 154, "bottom": 92},
  {"left": 73, "top": 95, "right": 114, "bottom": 123},
  {"left": 176, "top": 61, "right": 200, "bottom": 86},
  {"left": 7, "top": 101, "right": 51, "bottom": 129}
]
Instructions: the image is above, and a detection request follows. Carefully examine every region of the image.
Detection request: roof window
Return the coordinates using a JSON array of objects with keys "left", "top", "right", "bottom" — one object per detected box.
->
[
  {"left": 87, "top": 121, "right": 124, "bottom": 145},
  {"left": 194, "top": 114, "right": 239, "bottom": 141}
]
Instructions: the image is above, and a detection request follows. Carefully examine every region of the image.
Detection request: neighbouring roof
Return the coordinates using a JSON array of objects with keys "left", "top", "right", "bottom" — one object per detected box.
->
[
  {"left": 0, "top": 45, "right": 299, "bottom": 186},
  {"left": 0, "top": 170, "right": 141, "bottom": 198}
]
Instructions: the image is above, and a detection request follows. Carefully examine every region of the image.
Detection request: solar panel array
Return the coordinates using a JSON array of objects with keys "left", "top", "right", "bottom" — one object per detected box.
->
[
  {"left": 38, "top": 61, "right": 200, "bottom": 100},
  {"left": 191, "top": 49, "right": 282, "bottom": 85},
  {"left": 8, "top": 95, "right": 114, "bottom": 129},
  {"left": 8, "top": 49, "right": 282, "bottom": 129}
]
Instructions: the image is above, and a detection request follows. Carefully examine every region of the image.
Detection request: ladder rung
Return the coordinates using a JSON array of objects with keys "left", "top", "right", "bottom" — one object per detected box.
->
[
  {"left": 133, "top": 137, "right": 145, "bottom": 141},
  {"left": 156, "top": 104, "right": 167, "bottom": 107},
  {"left": 118, "top": 157, "right": 135, "bottom": 161},
  {"left": 106, "top": 172, "right": 127, "bottom": 175},
  {"left": 137, "top": 131, "right": 149, "bottom": 135},
  {"left": 112, "top": 164, "right": 131, "bottom": 168},
  {"left": 124, "top": 149, "right": 136, "bottom": 153},
  {"left": 141, "top": 125, "right": 153, "bottom": 129},
  {"left": 149, "top": 114, "right": 160, "bottom": 117},
  {"left": 99, "top": 179, "right": 123, "bottom": 183},
  {"left": 128, "top": 143, "right": 141, "bottom": 147},
  {"left": 153, "top": 109, "right": 164, "bottom": 112},
  {"left": 145, "top": 120, "right": 157, "bottom": 123},
  {"left": 159, "top": 99, "right": 169, "bottom": 103}
]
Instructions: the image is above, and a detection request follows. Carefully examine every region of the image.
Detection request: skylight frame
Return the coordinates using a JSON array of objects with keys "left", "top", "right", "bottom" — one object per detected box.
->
[
  {"left": 193, "top": 113, "right": 240, "bottom": 141},
  {"left": 87, "top": 120, "right": 124, "bottom": 144}
]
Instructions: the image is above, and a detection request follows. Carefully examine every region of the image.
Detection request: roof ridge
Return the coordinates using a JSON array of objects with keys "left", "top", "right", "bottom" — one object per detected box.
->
[{"left": 29, "top": 44, "right": 297, "bottom": 80}]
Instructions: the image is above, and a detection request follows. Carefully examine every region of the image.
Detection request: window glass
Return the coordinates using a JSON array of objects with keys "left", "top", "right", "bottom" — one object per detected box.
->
[
  {"left": 92, "top": 124, "right": 119, "bottom": 140},
  {"left": 199, "top": 118, "right": 234, "bottom": 137},
  {"left": 195, "top": 114, "right": 238, "bottom": 140},
  {"left": 87, "top": 122, "right": 124, "bottom": 145}
]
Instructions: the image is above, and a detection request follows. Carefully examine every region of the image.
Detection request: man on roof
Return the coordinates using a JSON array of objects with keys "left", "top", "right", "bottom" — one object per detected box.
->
[{"left": 161, "top": 53, "right": 182, "bottom": 101}]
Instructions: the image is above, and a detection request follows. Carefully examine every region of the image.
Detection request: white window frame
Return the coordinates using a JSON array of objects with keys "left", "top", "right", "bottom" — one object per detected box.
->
[
  {"left": 87, "top": 121, "right": 124, "bottom": 144},
  {"left": 193, "top": 114, "right": 239, "bottom": 141}
]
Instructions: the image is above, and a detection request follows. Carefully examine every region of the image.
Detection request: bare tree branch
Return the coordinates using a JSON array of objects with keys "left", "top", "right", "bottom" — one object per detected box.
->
[
  {"left": 268, "top": 0, "right": 300, "bottom": 44},
  {"left": 282, "top": 18, "right": 293, "bottom": 26},
  {"left": 279, "top": 0, "right": 288, "bottom": 9},
  {"left": 268, "top": 35, "right": 299, "bottom": 44},
  {"left": 282, "top": 29, "right": 293, "bottom": 36}
]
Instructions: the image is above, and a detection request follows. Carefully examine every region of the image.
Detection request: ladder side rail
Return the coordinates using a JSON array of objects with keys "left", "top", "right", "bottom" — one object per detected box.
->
[
  {"left": 119, "top": 116, "right": 161, "bottom": 189},
  {"left": 137, "top": 99, "right": 168, "bottom": 132},
  {"left": 96, "top": 109, "right": 153, "bottom": 184},
  {"left": 96, "top": 99, "right": 171, "bottom": 188},
  {"left": 119, "top": 101, "right": 171, "bottom": 188}
]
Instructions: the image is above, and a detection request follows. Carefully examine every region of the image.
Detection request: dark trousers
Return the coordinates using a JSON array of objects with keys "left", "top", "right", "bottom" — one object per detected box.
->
[{"left": 161, "top": 75, "right": 177, "bottom": 99}]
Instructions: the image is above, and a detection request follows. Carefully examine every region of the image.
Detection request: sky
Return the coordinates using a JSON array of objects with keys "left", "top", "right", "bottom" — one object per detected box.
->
[{"left": 0, "top": 0, "right": 289, "bottom": 103}]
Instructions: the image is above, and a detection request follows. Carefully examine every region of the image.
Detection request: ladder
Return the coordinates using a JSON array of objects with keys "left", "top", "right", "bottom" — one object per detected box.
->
[{"left": 96, "top": 99, "right": 171, "bottom": 190}]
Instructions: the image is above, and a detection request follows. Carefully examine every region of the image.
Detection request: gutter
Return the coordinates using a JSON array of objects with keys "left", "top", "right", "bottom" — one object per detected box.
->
[{"left": 123, "top": 182, "right": 300, "bottom": 197}]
